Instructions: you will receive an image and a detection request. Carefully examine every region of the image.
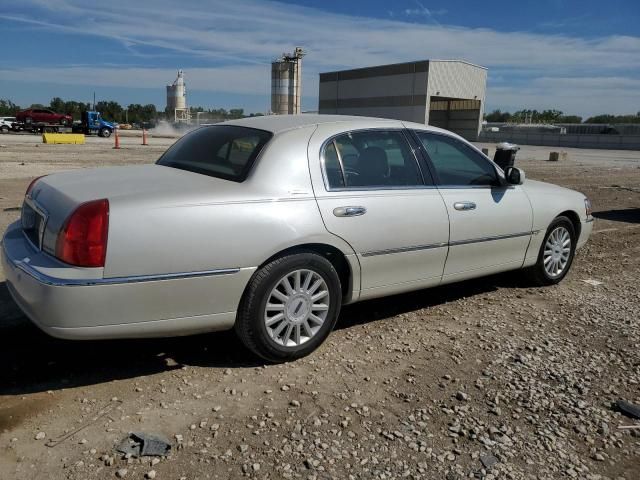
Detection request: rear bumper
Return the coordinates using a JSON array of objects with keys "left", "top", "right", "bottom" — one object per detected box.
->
[{"left": 2, "top": 221, "right": 253, "bottom": 340}]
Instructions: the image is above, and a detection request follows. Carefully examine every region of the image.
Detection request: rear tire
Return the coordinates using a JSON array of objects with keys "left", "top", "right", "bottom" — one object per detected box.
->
[
  {"left": 523, "top": 215, "right": 576, "bottom": 286},
  {"left": 235, "top": 252, "right": 342, "bottom": 362}
]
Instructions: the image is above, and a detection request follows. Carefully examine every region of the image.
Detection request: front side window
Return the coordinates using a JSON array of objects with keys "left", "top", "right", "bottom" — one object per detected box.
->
[
  {"left": 415, "top": 132, "right": 498, "bottom": 187},
  {"left": 157, "top": 125, "right": 272, "bottom": 182},
  {"left": 323, "top": 130, "right": 424, "bottom": 189}
]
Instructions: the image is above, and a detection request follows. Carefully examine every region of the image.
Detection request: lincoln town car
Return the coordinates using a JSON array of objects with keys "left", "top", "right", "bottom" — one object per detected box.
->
[{"left": 1, "top": 115, "right": 593, "bottom": 361}]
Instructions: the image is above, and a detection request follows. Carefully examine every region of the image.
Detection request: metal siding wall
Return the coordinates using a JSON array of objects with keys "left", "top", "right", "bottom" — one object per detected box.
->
[
  {"left": 329, "top": 106, "right": 426, "bottom": 123},
  {"left": 334, "top": 73, "right": 426, "bottom": 99},
  {"left": 425, "top": 62, "right": 487, "bottom": 139},
  {"left": 479, "top": 131, "right": 640, "bottom": 150},
  {"left": 318, "top": 61, "right": 428, "bottom": 123}
]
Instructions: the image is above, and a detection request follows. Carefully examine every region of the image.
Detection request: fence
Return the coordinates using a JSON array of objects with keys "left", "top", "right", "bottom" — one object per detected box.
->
[{"left": 479, "top": 131, "right": 640, "bottom": 150}]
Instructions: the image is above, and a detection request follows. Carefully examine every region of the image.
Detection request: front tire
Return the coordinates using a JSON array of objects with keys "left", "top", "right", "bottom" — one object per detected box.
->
[
  {"left": 524, "top": 216, "right": 576, "bottom": 286},
  {"left": 235, "top": 252, "right": 342, "bottom": 362},
  {"left": 99, "top": 127, "right": 111, "bottom": 138}
]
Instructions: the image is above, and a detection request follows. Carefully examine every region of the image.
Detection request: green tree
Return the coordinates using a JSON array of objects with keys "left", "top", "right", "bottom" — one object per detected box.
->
[
  {"left": 0, "top": 99, "right": 20, "bottom": 116},
  {"left": 49, "top": 97, "right": 66, "bottom": 113},
  {"left": 557, "top": 115, "right": 582, "bottom": 123},
  {"left": 585, "top": 113, "right": 640, "bottom": 124},
  {"left": 484, "top": 109, "right": 511, "bottom": 122},
  {"left": 95, "top": 100, "right": 124, "bottom": 122}
]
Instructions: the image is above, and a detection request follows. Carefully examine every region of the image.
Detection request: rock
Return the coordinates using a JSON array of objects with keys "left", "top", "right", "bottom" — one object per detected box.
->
[
  {"left": 289, "top": 400, "right": 301, "bottom": 407},
  {"left": 35, "top": 432, "right": 46, "bottom": 440},
  {"left": 116, "top": 469, "right": 128, "bottom": 478},
  {"left": 252, "top": 463, "right": 260, "bottom": 471},
  {"left": 480, "top": 454, "right": 498, "bottom": 469},
  {"left": 455, "top": 391, "right": 468, "bottom": 401},
  {"left": 146, "top": 470, "right": 156, "bottom": 479}
]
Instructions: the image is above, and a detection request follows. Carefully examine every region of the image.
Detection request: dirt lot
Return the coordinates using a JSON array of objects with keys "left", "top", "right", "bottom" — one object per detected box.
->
[{"left": 0, "top": 133, "right": 639, "bottom": 480}]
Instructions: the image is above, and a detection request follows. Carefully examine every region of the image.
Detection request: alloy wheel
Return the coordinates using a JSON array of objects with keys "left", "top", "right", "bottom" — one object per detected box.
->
[
  {"left": 543, "top": 226, "right": 571, "bottom": 278},
  {"left": 263, "top": 269, "right": 330, "bottom": 347}
]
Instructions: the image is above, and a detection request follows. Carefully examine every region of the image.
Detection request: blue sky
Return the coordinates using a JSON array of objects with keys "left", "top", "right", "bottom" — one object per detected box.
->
[{"left": 0, "top": 0, "right": 639, "bottom": 117}]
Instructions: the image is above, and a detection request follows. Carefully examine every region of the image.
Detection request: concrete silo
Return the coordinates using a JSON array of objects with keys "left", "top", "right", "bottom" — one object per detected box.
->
[
  {"left": 271, "top": 47, "right": 305, "bottom": 115},
  {"left": 166, "top": 70, "right": 190, "bottom": 123}
]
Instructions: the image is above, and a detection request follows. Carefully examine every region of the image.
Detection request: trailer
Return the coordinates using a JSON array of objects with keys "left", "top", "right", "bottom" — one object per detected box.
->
[{"left": 12, "top": 111, "right": 115, "bottom": 137}]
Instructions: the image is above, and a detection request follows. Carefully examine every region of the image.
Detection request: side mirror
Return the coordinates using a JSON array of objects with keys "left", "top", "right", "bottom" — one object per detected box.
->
[{"left": 504, "top": 166, "right": 525, "bottom": 185}]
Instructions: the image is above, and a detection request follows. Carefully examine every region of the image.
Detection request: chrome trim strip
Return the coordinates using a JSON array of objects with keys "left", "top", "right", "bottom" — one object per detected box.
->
[
  {"left": 8, "top": 254, "right": 240, "bottom": 287},
  {"left": 449, "top": 231, "right": 532, "bottom": 247},
  {"left": 361, "top": 231, "right": 533, "bottom": 257},
  {"left": 362, "top": 242, "right": 447, "bottom": 257}
]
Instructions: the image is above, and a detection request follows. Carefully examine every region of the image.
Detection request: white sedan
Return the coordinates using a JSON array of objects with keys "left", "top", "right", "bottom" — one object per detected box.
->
[{"left": 1, "top": 115, "right": 593, "bottom": 361}]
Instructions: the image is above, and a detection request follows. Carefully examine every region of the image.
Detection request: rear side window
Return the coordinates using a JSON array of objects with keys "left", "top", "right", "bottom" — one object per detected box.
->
[
  {"left": 157, "top": 125, "right": 272, "bottom": 182},
  {"left": 322, "top": 130, "right": 424, "bottom": 189}
]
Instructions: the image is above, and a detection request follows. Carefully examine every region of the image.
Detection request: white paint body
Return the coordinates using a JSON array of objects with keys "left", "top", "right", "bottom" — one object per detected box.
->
[{"left": 1, "top": 115, "right": 592, "bottom": 340}]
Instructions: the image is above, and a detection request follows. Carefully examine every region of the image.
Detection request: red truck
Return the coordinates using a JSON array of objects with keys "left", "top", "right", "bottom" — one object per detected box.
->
[{"left": 15, "top": 108, "right": 73, "bottom": 127}]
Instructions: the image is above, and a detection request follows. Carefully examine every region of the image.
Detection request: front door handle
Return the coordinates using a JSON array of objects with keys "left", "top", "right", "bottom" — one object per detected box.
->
[
  {"left": 454, "top": 201, "right": 476, "bottom": 211},
  {"left": 333, "top": 206, "right": 367, "bottom": 217}
]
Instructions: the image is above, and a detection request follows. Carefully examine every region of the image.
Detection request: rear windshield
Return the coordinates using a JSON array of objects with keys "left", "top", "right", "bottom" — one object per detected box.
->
[{"left": 157, "top": 125, "right": 272, "bottom": 182}]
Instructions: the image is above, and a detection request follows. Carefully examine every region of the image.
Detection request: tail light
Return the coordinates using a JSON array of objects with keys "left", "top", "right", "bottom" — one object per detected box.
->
[
  {"left": 56, "top": 199, "right": 109, "bottom": 267},
  {"left": 25, "top": 176, "right": 46, "bottom": 196}
]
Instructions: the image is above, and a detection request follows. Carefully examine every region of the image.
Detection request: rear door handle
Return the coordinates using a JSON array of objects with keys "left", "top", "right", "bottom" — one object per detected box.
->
[
  {"left": 453, "top": 201, "right": 476, "bottom": 211},
  {"left": 333, "top": 206, "right": 367, "bottom": 217}
]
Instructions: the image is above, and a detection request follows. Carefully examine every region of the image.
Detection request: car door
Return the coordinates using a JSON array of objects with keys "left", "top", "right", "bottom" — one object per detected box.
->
[
  {"left": 412, "top": 130, "right": 533, "bottom": 281},
  {"left": 308, "top": 125, "right": 450, "bottom": 300}
]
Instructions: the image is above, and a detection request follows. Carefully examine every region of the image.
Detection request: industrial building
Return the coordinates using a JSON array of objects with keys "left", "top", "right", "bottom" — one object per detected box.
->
[
  {"left": 166, "top": 70, "right": 190, "bottom": 123},
  {"left": 271, "top": 47, "right": 305, "bottom": 115},
  {"left": 319, "top": 60, "right": 487, "bottom": 140}
]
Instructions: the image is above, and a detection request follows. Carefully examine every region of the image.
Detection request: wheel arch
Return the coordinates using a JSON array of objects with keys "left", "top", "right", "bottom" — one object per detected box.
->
[
  {"left": 557, "top": 210, "right": 581, "bottom": 239},
  {"left": 257, "top": 243, "right": 355, "bottom": 303}
]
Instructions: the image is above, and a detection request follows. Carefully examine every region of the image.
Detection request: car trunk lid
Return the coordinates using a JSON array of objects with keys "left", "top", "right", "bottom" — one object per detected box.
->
[{"left": 25, "top": 164, "right": 246, "bottom": 256}]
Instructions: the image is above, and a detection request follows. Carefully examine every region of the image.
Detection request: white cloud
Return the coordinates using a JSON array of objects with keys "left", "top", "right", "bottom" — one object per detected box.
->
[{"left": 1, "top": 0, "right": 639, "bottom": 115}]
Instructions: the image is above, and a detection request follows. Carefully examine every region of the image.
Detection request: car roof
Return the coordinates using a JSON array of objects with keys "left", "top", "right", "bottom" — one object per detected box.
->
[
  {"left": 208, "top": 114, "right": 463, "bottom": 140},
  {"left": 219, "top": 114, "right": 406, "bottom": 134}
]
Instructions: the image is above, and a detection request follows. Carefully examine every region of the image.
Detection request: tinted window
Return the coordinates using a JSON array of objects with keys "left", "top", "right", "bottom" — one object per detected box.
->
[
  {"left": 323, "top": 130, "right": 423, "bottom": 189},
  {"left": 415, "top": 132, "right": 498, "bottom": 186},
  {"left": 157, "top": 125, "right": 272, "bottom": 182}
]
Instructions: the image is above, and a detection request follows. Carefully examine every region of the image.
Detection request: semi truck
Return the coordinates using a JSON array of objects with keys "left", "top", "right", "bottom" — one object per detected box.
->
[{"left": 12, "top": 110, "right": 116, "bottom": 137}]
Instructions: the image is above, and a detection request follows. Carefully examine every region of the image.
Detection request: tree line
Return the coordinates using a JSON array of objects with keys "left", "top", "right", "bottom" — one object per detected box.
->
[
  {"left": 0, "top": 98, "right": 262, "bottom": 124},
  {"left": 484, "top": 108, "right": 640, "bottom": 124}
]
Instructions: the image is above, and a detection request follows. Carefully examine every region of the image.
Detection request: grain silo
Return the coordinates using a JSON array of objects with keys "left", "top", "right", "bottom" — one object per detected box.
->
[
  {"left": 166, "top": 70, "right": 190, "bottom": 122},
  {"left": 271, "top": 47, "right": 305, "bottom": 115}
]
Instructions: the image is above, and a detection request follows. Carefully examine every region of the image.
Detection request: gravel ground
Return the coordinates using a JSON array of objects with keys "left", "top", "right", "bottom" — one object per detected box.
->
[{"left": 0, "top": 133, "right": 638, "bottom": 479}]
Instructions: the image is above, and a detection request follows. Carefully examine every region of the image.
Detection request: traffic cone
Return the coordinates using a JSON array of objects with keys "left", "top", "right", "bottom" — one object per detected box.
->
[
  {"left": 142, "top": 128, "right": 148, "bottom": 146},
  {"left": 113, "top": 127, "right": 120, "bottom": 149}
]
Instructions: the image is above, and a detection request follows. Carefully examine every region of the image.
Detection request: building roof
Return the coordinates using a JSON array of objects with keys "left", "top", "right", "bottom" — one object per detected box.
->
[{"left": 319, "top": 59, "right": 487, "bottom": 80}]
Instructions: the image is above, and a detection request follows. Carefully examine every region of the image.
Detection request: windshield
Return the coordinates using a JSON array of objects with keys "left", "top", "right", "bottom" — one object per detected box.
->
[{"left": 157, "top": 125, "right": 272, "bottom": 182}]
